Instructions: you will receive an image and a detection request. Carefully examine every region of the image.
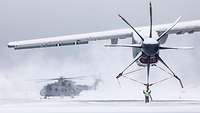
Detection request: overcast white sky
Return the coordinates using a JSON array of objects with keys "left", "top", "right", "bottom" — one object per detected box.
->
[{"left": 0, "top": 0, "right": 200, "bottom": 99}]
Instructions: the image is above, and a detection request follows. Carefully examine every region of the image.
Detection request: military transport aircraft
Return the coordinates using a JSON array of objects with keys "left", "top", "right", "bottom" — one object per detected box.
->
[{"left": 8, "top": 1, "right": 200, "bottom": 102}]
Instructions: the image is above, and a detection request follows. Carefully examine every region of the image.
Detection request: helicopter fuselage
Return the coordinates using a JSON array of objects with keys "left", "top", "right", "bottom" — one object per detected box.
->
[{"left": 40, "top": 78, "right": 101, "bottom": 99}]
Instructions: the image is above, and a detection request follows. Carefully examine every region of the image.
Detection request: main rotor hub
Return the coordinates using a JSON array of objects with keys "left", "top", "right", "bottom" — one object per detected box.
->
[{"left": 142, "top": 38, "right": 159, "bottom": 56}]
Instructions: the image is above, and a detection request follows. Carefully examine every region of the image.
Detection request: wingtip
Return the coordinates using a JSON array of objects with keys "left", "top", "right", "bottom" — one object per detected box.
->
[{"left": 8, "top": 42, "right": 15, "bottom": 48}]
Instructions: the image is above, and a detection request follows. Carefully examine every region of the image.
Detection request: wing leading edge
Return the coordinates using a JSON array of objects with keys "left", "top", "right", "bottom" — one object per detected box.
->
[{"left": 8, "top": 20, "right": 200, "bottom": 50}]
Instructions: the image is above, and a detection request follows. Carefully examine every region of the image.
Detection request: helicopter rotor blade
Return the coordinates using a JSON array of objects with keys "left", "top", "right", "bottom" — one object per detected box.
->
[
  {"left": 37, "top": 76, "right": 89, "bottom": 81},
  {"left": 62, "top": 76, "right": 88, "bottom": 80}
]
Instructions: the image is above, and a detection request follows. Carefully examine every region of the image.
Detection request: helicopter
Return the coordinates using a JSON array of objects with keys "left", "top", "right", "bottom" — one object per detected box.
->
[{"left": 39, "top": 76, "right": 102, "bottom": 99}]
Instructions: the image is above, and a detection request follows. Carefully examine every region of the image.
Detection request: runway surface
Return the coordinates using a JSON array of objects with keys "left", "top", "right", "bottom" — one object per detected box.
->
[{"left": 0, "top": 99, "right": 200, "bottom": 113}]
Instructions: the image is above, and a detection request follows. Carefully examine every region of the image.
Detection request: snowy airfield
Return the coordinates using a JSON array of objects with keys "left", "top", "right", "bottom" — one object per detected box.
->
[
  {"left": 0, "top": 98, "right": 200, "bottom": 113},
  {"left": 2, "top": 29, "right": 200, "bottom": 113},
  {"left": 1, "top": 0, "right": 200, "bottom": 113}
]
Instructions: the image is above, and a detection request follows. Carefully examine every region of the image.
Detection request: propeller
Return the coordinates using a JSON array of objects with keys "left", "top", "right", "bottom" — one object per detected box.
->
[{"left": 112, "top": 1, "right": 184, "bottom": 89}]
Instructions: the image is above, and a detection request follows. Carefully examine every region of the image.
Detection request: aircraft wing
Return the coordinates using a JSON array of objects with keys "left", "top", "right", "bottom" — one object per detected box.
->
[
  {"left": 8, "top": 20, "right": 200, "bottom": 50},
  {"left": 8, "top": 29, "right": 133, "bottom": 50},
  {"left": 154, "top": 20, "right": 200, "bottom": 36}
]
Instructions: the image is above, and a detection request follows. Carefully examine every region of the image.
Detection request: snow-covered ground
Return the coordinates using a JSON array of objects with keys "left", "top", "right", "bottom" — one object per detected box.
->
[
  {"left": 0, "top": 98, "right": 200, "bottom": 113},
  {"left": 1, "top": 34, "right": 200, "bottom": 113}
]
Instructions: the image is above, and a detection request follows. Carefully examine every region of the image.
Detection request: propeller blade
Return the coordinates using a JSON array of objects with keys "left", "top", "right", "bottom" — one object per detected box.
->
[
  {"left": 118, "top": 14, "right": 144, "bottom": 41},
  {"left": 116, "top": 72, "right": 123, "bottom": 79},
  {"left": 105, "top": 44, "right": 142, "bottom": 48},
  {"left": 147, "top": 56, "right": 150, "bottom": 85},
  {"left": 157, "top": 16, "right": 182, "bottom": 41},
  {"left": 149, "top": 2, "right": 153, "bottom": 38},
  {"left": 116, "top": 52, "right": 143, "bottom": 79},
  {"left": 159, "top": 46, "right": 194, "bottom": 50},
  {"left": 157, "top": 55, "right": 184, "bottom": 88}
]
